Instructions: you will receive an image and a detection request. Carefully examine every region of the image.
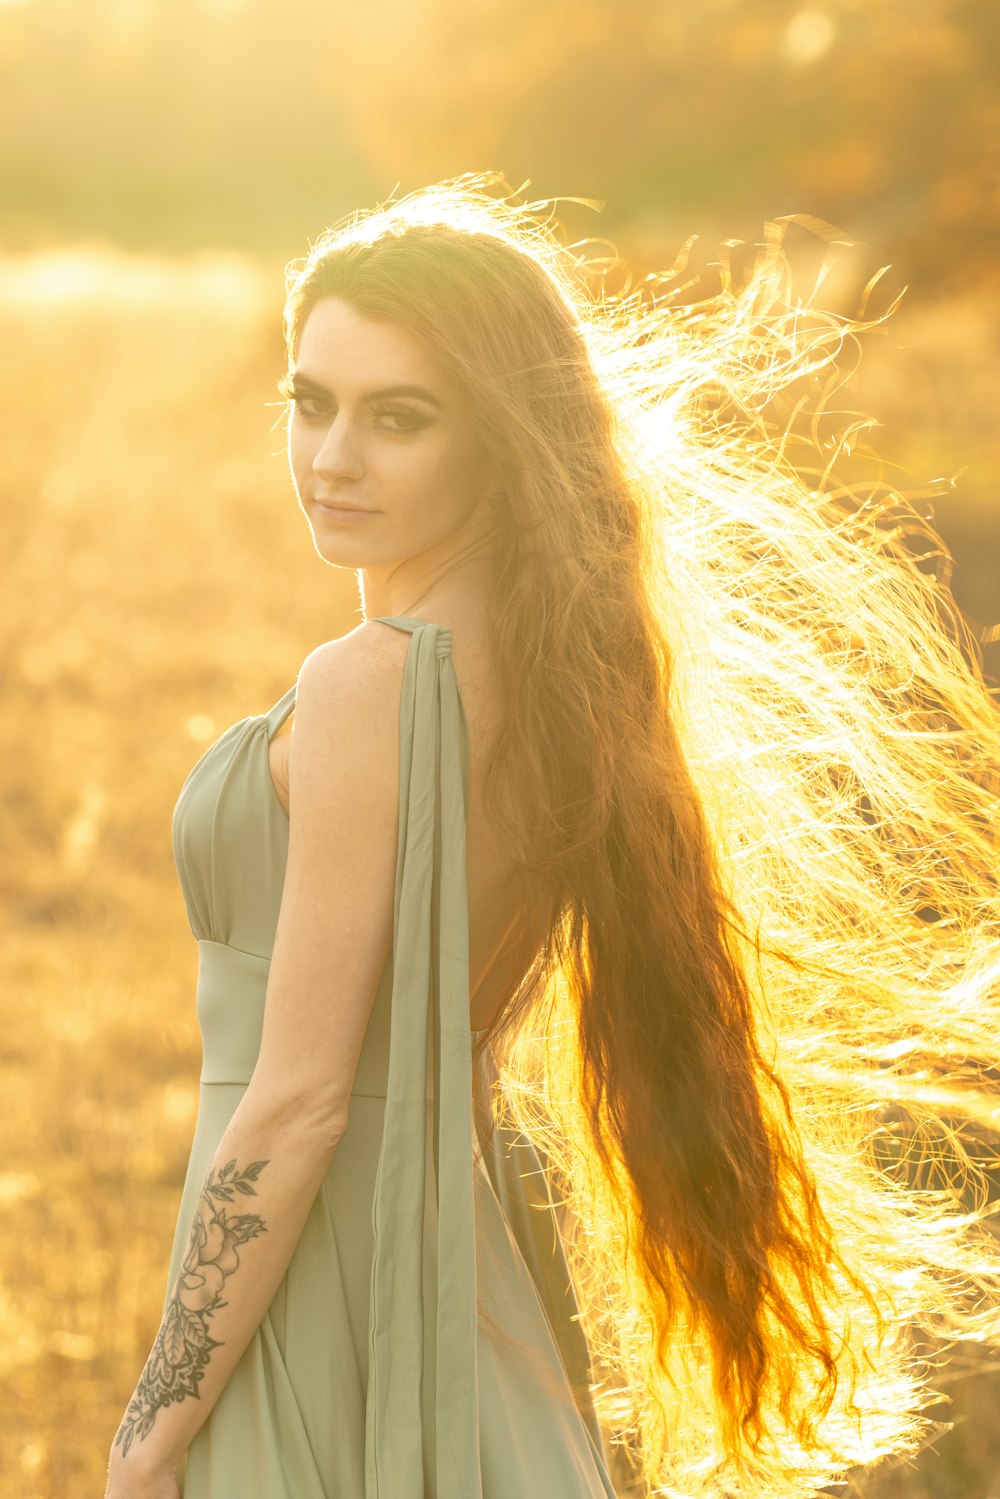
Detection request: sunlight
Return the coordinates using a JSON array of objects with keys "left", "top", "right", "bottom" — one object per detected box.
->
[
  {"left": 783, "top": 7, "right": 837, "bottom": 65},
  {"left": 0, "top": 246, "right": 266, "bottom": 308}
]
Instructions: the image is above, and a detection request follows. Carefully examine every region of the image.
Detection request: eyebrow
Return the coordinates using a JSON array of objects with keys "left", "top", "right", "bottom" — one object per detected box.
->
[{"left": 289, "top": 370, "right": 444, "bottom": 410}]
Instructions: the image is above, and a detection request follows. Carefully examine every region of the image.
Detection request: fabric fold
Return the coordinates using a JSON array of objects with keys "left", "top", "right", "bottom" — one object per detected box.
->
[{"left": 364, "top": 616, "right": 482, "bottom": 1499}]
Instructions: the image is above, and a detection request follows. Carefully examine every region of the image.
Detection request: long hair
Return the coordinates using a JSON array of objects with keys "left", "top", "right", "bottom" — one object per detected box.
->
[{"left": 280, "top": 173, "right": 1000, "bottom": 1496}]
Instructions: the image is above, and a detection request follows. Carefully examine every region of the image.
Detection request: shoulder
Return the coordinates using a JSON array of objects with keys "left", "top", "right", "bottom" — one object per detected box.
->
[
  {"left": 295, "top": 621, "right": 410, "bottom": 721},
  {"left": 288, "top": 623, "right": 410, "bottom": 810}
]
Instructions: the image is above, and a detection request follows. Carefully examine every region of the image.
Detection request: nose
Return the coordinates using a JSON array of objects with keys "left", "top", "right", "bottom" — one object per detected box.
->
[{"left": 313, "top": 412, "right": 364, "bottom": 482}]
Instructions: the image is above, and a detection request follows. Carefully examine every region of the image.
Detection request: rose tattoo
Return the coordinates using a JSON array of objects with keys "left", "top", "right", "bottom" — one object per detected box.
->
[{"left": 114, "top": 1158, "right": 269, "bottom": 1456}]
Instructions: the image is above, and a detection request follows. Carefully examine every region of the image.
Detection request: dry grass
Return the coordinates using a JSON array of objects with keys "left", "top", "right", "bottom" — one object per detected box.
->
[
  {"left": 0, "top": 248, "right": 996, "bottom": 1498},
  {"left": 0, "top": 247, "right": 356, "bottom": 1497}
]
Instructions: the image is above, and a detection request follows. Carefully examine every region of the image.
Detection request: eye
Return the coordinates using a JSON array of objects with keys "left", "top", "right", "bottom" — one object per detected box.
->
[
  {"left": 276, "top": 376, "right": 328, "bottom": 420},
  {"left": 375, "top": 406, "right": 430, "bottom": 434},
  {"left": 274, "top": 376, "right": 433, "bottom": 434},
  {"left": 292, "top": 396, "right": 328, "bottom": 420}
]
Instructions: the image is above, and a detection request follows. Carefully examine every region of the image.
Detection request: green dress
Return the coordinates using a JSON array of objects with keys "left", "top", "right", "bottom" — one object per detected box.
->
[{"left": 166, "top": 616, "right": 619, "bottom": 1497}]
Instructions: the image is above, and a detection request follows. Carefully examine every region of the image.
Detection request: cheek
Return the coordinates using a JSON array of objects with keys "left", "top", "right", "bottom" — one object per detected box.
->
[
  {"left": 407, "top": 429, "right": 487, "bottom": 494},
  {"left": 288, "top": 424, "right": 314, "bottom": 479}
]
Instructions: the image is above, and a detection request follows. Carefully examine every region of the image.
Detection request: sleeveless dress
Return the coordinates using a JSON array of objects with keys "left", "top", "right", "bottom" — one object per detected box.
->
[{"left": 165, "top": 615, "right": 619, "bottom": 1498}]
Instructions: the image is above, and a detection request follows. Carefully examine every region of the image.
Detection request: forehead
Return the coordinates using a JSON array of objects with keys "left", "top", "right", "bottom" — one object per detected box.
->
[{"left": 296, "top": 297, "right": 443, "bottom": 385}]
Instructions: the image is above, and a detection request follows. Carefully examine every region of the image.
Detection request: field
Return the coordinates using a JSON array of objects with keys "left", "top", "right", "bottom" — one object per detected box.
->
[{"left": 1, "top": 248, "right": 997, "bottom": 1498}]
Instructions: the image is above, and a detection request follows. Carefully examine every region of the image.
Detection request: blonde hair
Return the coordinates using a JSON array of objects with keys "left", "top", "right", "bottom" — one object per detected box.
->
[{"left": 282, "top": 173, "right": 1000, "bottom": 1497}]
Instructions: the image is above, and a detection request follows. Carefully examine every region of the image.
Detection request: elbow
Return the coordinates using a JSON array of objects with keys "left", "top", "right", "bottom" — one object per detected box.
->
[{"left": 244, "top": 1075, "right": 351, "bottom": 1150}]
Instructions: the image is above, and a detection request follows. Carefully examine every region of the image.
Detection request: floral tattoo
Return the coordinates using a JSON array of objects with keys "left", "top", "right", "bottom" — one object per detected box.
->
[{"left": 114, "top": 1157, "right": 269, "bottom": 1457}]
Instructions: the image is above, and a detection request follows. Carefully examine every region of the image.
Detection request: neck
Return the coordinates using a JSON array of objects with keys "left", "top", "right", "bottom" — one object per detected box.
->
[{"left": 360, "top": 519, "right": 501, "bottom": 626}]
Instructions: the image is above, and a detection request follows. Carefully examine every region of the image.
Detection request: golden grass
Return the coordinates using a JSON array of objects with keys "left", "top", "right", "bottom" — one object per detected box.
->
[{"left": 0, "top": 247, "right": 358, "bottom": 1497}]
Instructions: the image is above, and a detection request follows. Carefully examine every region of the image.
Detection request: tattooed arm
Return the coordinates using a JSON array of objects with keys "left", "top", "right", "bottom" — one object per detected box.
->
[
  {"left": 105, "top": 1101, "right": 348, "bottom": 1490},
  {"left": 114, "top": 1155, "right": 276, "bottom": 1463},
  {"left": 106, "top": 632, "right": 411, "bottom": 1492}
]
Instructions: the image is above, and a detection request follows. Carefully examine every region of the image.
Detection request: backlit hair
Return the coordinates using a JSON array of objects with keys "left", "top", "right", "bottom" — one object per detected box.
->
[{"left": 281, "top": 173, "right": 1000, "bottom": 1497}]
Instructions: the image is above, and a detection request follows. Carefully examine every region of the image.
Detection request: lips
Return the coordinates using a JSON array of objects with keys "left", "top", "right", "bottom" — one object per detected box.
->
[{"left": 314, "top": 498, "right": 372, "bottom": 513}]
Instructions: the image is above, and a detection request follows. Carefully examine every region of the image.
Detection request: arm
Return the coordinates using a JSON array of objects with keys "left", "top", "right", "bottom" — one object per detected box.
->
[{"left": 106, "top": 630, "right": 405, "bottom": 1493}]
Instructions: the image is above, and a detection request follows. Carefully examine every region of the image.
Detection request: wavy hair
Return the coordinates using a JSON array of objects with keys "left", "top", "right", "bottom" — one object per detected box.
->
[{"left": 280, "top": 173, "right": 1000, "bottom": 1496}]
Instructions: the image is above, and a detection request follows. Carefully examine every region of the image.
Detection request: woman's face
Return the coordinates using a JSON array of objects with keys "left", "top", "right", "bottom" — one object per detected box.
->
[{"left": 285, "top": 297, "right": 499, "bottom": 580}]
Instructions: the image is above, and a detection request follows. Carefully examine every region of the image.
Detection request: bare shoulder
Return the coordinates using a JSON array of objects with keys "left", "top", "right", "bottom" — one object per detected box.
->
[
  {"left": 283, "top": 625, "right": 409, "bottom": 859},
  {"left": 268, "top": 625, "right": 411, "bottom": 818},
  {"left": 296, "top": 623, "right": 412, "bottom": 743},
  {"left": 296, "top": 620, "right": 411, "bottom": 708}
]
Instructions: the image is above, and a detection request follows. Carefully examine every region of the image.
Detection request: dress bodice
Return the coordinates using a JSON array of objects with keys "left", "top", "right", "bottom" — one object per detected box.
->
[
  {"left": 171, "top": 683, "right": 296, "bottom": 957},
  {"left": 164, "top": 615, "right": 615, "bottom": 1499}
]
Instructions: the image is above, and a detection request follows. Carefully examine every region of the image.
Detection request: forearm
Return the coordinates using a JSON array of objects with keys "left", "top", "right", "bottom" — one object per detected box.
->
[{"left": 110, "top": 1089, "right": 346, "bottom": 1478}]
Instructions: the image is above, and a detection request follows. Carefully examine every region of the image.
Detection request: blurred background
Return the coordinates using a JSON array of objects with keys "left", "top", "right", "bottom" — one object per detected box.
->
[{"left": 1, "top": 1, "right": 997, "bottom": 1494}]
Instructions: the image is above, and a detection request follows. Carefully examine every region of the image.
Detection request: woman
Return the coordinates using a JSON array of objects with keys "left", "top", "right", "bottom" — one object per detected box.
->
[{"left": 105, "top": 173, "right": 1000, "bottom": 1498}]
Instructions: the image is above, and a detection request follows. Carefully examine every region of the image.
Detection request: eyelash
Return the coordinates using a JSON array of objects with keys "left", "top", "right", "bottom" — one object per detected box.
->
[{"left": 276, "top": 377, "right": 429, "bottom": 434}]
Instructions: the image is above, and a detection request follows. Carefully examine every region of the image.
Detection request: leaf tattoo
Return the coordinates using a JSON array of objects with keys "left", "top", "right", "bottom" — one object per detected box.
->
[{"left": 113, "top": 1158, "right": 269, "bottom": 1457}]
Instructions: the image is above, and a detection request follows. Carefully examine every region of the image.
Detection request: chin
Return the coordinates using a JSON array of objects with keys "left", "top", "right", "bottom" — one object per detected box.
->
[{"left": 312, "top": 533, "right": 367, "bottom": 563}]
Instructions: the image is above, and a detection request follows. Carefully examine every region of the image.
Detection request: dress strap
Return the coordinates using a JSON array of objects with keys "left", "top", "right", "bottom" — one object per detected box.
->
[
  {"left": 368, "top": 612, "right": 435, "bottom": 635},
  {"left": 364, "top": 618, "right": 482, "bottom": 1497},
  {"left": 263, "top": 683, "right": 296, "bottom": 741}
]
